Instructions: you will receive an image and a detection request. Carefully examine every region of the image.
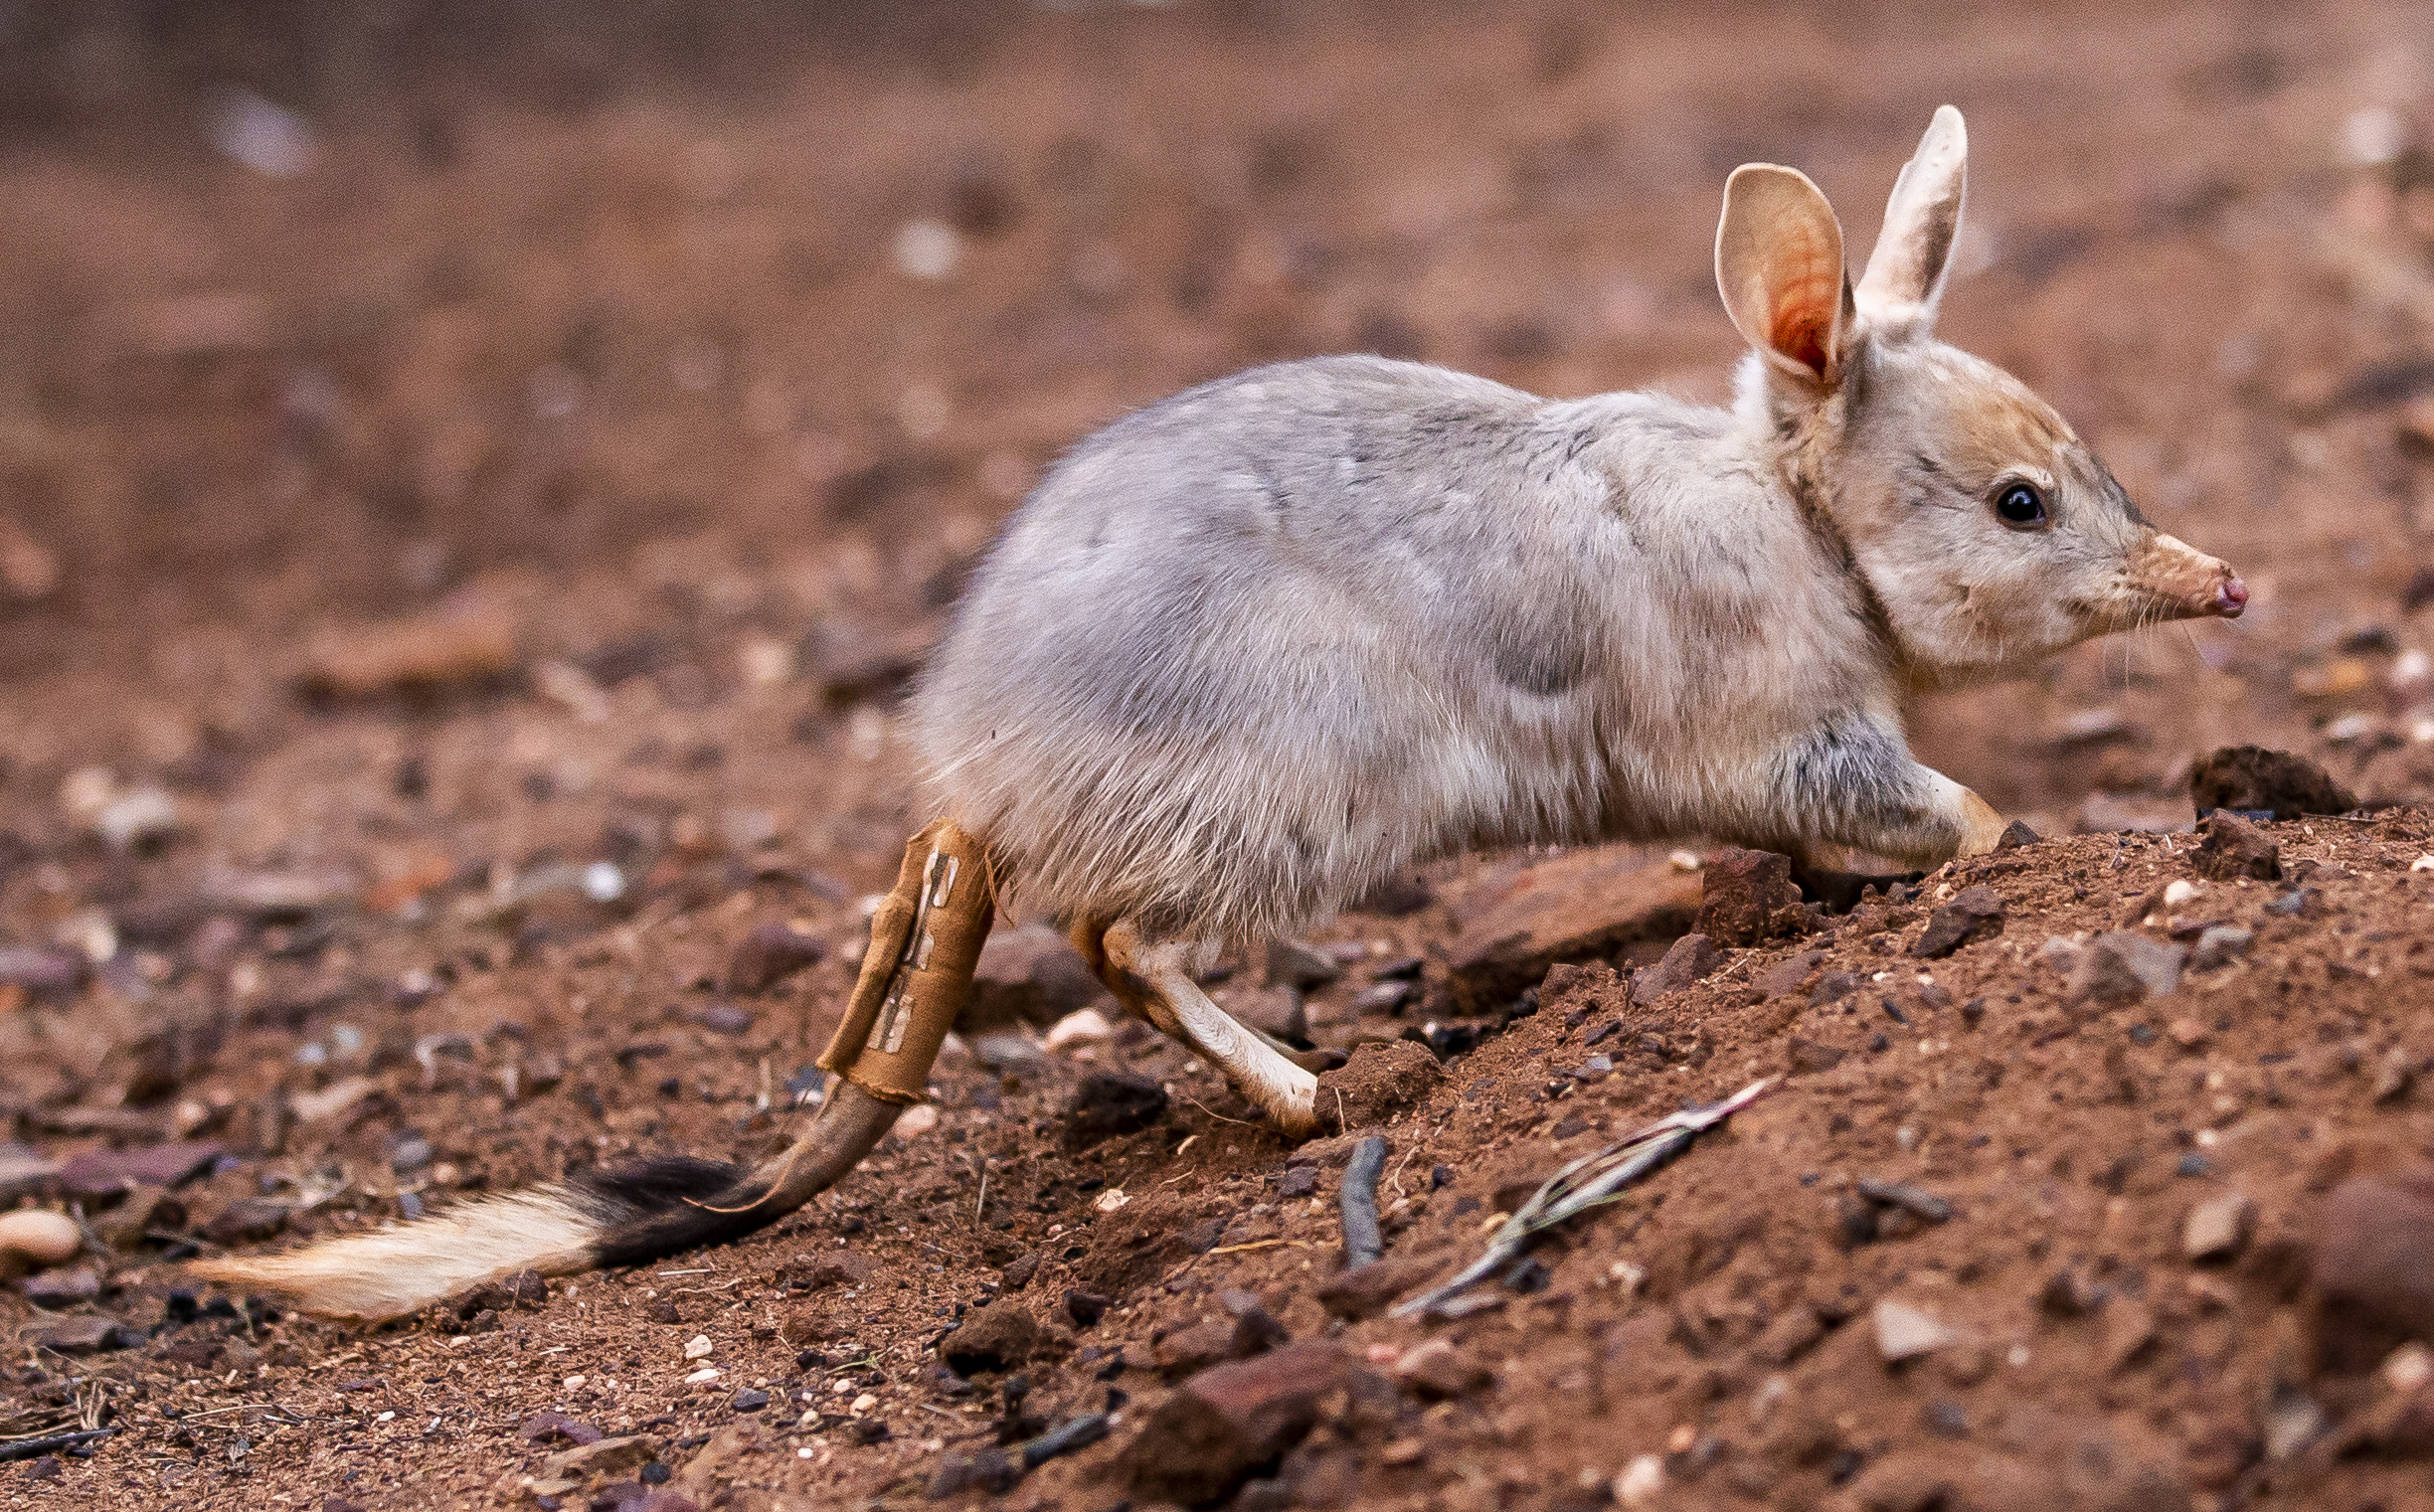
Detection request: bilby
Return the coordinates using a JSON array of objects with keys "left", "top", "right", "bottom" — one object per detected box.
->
[{"left": 196, "top": 108, "right": 2244, "bottom": 1319}]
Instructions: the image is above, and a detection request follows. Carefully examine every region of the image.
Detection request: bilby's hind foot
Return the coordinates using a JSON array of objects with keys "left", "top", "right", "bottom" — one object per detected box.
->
[{"left": 1094, "top": 920, "right": 1321, "bottom": 1137}]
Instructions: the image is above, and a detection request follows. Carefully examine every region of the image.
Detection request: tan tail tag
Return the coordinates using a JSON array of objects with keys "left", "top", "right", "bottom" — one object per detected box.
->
[{"left": 816, "top": 819, "right": 994, "bottom": 1104}]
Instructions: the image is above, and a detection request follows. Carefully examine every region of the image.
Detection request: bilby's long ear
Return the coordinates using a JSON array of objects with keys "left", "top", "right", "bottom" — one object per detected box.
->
[
  {"left": 1715, "top": 164, "right": 1853, "bottom": 384},
  {"left": 1855, "top": 105, "right": 1968, "bottom": 341}
]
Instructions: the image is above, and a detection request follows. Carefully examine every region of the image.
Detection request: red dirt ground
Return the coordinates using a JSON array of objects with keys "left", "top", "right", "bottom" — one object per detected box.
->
[{"left": 6, "top": 3, "right": 2434, "bottom": 1509}]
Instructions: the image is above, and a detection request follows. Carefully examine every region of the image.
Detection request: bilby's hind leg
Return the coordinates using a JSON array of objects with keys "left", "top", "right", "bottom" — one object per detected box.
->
[{"left": 1086, "top": 919, "right": 1320, "bottom": 1137}]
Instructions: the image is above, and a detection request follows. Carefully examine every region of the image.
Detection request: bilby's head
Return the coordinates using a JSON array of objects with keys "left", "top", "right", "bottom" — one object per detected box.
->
[{"left": 1713, "top": 106, "right": 2244, "bottom": 680}]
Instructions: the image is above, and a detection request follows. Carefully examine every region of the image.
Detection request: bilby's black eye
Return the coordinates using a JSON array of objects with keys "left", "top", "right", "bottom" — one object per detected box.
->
[{"left": 1994, "top": 481, "right": 2048, "bottom": 530}]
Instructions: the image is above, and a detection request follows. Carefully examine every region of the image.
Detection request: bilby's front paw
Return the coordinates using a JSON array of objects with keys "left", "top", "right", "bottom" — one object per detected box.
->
[{"left": 1955, "top": 788, "right": 2008, "bottom": 858}]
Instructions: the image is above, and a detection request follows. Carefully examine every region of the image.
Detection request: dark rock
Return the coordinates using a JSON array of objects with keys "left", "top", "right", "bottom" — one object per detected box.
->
[
  {"left": 2189, "top": 746, "right": 2357, "bottom": 820},
  {"left": 500, "top": 1268, "right": 550, "bottom": 1307},
  {"left": 1064, "top": 1290, "right": 1109, "bottom": 1328},
  {"left": 57, "top": 1140, "right": 225, "bottom": 1198},
  {"left": 2069, "top": 932, "right": 2185, "bottom": 1006},
  {"left": 968, "top": 924, "right": 1107, "bottom": 1031},
  {"left": 2037, "top": 1268, "right": 2102, "bottom": 1319},
  {"left": 1994, "top": 819, "right": 2041, "bottom": 850},
  {"left": 1020, "top": 1413, "right": 1110, "bottom": 1469},
  {"left": 1315, "top": 1041, "right": 1442, "bottom": 1131},
  {"left": 1631, "top": 932, "right": 1721, "bottom": 1004},
  {"left": 2314, "top": 1166, "right": 2434, "bottom": 1373},
  {"left": 1350, "top": 981, "right": 1411, "bottom": 1014},
  {"left": 1695, "top": 848, "right": 1804, "bottom": 945},
  {"left": 1219, "top": 1288, "right": 1290, "bottom": 1358},
  {"left": 2341, "top": 1382, "right": 2434, "bottom": 1459},
  {"left": 1909, "top": 887, "right": 2004, "bottom": 958},
  {"left": 731, "top": 1389, "right": 770, "bottom": 1413},
  {"left": 1353, "top": 871, "right": 1435, "bottom": 917},
  {"left": 1443, "top": 847, "right": 1701, "bottom": 1013},
  {"left": 202, "top": 1198, "right": 287, "bottom": 1246},
  {"left": 688, "top": 1003, "right": 754, "bottom": 1036},
  {"left": 2265, "top": 887, "right": 2313, "bottom": 917},
  {"left": 927, "top": 1445, "right": 1021, "bottom": 1498},
  {"left": 1317, "top": 1254, "right": 1435, "bottom": 1320},
  {"left": 1758, "top": 950, "right": 1824, "bottom": 998},
  {"left": 1118, "top": 1339, "right": 1348, "bottom": 1505},
  {"left": 32, "top": 1313, "right": 133, "bottom": 1353},
  {"left": 1264, "top": 938, "right": 1340, "bottom": 990},
  {"left": 385, "top": 1128, "right": 435, "bottom": 1174},
  {"left": 2190, "top": 924, "right": 2253, "bottom": 972},
  {"left": 2189, "top": 810, "right": 2281, "bottom": 882},
  {"left": 1275, "top": 1166, "right": 1317, "bottom": 1200},
  {"left": 944, "top": 1303, "right": 1040, "bottom": 1375},
  {"left": 785, "top": 1250, "right": 874, "bottom": 1291},
  {"left": 804, "top": 615, "right": 936, "bottom": 708},
  {"left": 1751, "top": 1306, "right": 1825, "bottom": 1365},
  {"left": 1502, "top": 1256, "right": 1552, "bottom": 1292},
  {"left": 1836, "top": 1198, "right": 1881, "bottom": 1249},
  {"left": 0, "top": 1144, "right": 62, "bottom": 1203},
  {"left": 998, "top": 1253, "right": 1041, "bottom": 1290},
  {"left": 521, "top": 1412, "right": 606, "bottom": 1446},
  {"left": 1224, "top": 985, "right": 1308, "bottom": 1047},
  {"left": 1856, "top": 1179, "right": 1954, "bottom": 1224},
  {"left": 21, "top": 1266, "right": 100, "bottom": 1308},
  {"left": 726, "top": 922, "right": 825, "bottom": 993},
  {"left": 1064, "top": 1073, "right": 1168, "bottom": 1148},
  {"left": 0, "top": 945, "right": 82, "bottom": 995},
  {"left": 1152, "top": 1321, "right": 1236, "bottom": 1380},
  {"left": 946, "top": 161, "right": 1019, "bottom": 237},
  {"left": 1393, "top": 1338, "right": 1490, "bottom": 1399}
]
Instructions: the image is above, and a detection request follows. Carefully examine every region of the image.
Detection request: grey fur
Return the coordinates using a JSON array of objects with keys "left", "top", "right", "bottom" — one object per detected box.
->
[{"left": 909, "top": 109, "right": 2242, "bottom": 951}]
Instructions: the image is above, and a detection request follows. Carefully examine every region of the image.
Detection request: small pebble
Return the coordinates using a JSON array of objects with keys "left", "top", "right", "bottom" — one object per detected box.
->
[
  {"left": 1872, "top": 1298, "right": 1955, "bottom": 1361},
  {"left": 2183, "top": 1192, "right": 2255, "bottom": 1261},
  {"left": 1615, "top": 1453, "right": 1665, "bottom": 1507},
  {"left": 0, "top": 1211, "right": 84, "bottom": 1267}
]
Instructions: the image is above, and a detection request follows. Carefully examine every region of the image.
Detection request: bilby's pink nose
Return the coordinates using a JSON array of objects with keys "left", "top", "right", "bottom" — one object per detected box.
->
[{"left": 2214, "top": 575, "right": 2247, "bottom": 617}]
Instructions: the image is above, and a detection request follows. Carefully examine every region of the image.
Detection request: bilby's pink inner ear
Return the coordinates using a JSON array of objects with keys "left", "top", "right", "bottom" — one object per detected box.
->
[{"left": 1715, "top": 164, "right": 1851, "bottom": 384}]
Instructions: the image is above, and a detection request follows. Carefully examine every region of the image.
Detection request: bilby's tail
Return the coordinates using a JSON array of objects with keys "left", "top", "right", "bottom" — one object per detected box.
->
[{"left": 189, "top": 820, "right": 994, "bottom": 1320}]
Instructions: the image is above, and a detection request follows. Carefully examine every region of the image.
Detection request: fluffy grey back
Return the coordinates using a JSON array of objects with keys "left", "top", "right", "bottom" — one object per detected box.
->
[{"left": 912, "top": 355, "right": 1883, "bottom": 945}]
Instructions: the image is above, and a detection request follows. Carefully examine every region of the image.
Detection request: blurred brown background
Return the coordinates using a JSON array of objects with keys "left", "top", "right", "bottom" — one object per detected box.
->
[{"left": 0, "top": 0, "right": 2429, "bottom": 863}]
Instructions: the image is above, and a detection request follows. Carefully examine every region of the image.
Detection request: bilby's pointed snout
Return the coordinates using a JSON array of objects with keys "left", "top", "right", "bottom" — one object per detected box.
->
[{"left": 2129, "top": 532, "right": 2245, "bottom": 621}]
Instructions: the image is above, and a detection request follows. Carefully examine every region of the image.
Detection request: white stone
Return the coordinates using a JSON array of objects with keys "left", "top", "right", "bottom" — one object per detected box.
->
[
  {"left": 1046, "top": 1008, "right": 1115, "bottom": 1051},
  {"left": 2383, "top": 1342, "right": 2434, "bottom": 1396},
  {"left": 1872, "top": 1298, "right": 1955, "bottom": 1362},
  {"left": 2183, "top": 1192, "right": 2255, "bottom": 1260},
  {"left": 893, "top": 220, "right": 961, "bottom": 279},
  {"left": 1615, "top": 1454, "right": 1665, "bottom": 1506}
]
